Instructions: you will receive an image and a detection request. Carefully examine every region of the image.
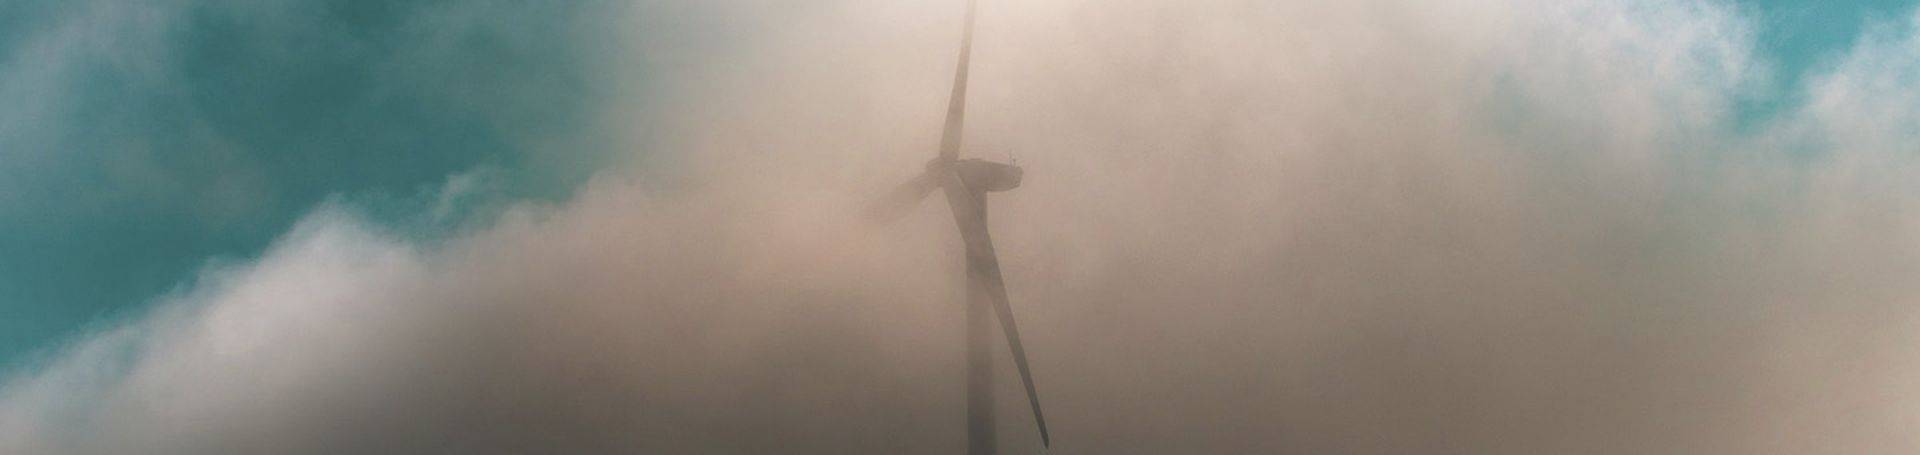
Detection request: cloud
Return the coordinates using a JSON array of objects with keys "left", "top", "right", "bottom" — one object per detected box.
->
[{"left": 6, "top": 0, "right": 1920, "bottom": 453}]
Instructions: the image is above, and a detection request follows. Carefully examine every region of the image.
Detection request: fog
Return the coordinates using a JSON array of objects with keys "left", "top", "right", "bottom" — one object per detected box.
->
[{"left": 8, "top": 0, "right": 1920, "bottom": 453}]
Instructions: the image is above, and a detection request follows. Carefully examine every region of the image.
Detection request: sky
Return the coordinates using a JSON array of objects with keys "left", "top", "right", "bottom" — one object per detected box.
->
[
  {"left": 5, "top": 0, "right": 1920, "bottom": 453},
  {"left": 1736, "top": 0, "right": 1915, "bottom": 127},
  {"left": 0, "top": 0, "right": 632, "bottom": 368}
]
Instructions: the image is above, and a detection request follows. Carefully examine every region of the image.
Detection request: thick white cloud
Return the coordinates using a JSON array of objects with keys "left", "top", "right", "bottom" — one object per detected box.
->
[{"left": 7, "top": 0, "right": 1920, "bottom": 453}]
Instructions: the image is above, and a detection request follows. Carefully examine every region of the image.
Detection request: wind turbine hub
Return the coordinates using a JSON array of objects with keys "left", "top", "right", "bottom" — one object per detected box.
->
[{"left": 935, "top": 158, "right": 1023, "bottom": 193}]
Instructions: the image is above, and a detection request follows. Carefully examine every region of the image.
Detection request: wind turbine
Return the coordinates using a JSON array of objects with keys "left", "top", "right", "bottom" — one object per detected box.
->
[{"left": 867, "top": 0, "right": 1049, "bottom": 453}]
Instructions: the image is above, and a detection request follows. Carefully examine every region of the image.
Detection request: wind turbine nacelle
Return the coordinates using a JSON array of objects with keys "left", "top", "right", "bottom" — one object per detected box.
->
[{"left": 954, "top": 159, "right": 1023, "bottom": 193}]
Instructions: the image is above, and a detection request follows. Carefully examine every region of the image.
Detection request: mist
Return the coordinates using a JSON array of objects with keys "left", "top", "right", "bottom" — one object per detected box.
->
[{"left": 7, "top": 0, "right": 1920, "bottom": 453}]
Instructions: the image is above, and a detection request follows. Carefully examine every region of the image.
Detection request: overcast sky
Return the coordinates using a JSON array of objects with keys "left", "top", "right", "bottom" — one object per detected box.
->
[{"left": 6, "top": 0, "right": 1920, "bottom": 453}]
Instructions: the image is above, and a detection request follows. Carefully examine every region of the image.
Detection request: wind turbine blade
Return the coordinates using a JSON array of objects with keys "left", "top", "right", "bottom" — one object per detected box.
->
[
  {"left": 975, "top": 242, "right": 1051, "bottom": 448},
  {"left": 936, "top": 0, "right": 978, "bottom": 162},
  {"left": 938, "top": 171, "right": 1051, "bottom": 448},
  {"left": 866, "top": 173, "right": 938, "bottom": 223}
]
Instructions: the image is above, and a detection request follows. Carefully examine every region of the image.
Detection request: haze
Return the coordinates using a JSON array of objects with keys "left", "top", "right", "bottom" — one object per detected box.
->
[{"left": 6, "top": 0, "right": 1920, "bottom": 453}]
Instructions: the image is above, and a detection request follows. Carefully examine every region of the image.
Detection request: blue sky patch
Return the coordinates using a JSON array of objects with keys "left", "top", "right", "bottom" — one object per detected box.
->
[{"left": 0, "top": 0, "right": 631, "bottom": 370}]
